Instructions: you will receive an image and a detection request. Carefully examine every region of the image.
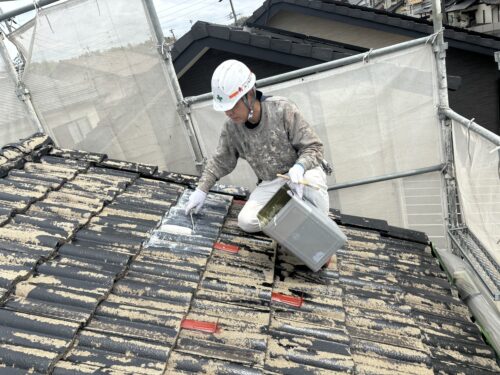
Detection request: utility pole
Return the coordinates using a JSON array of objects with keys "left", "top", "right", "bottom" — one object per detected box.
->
[
  {"left": 219, "top": 0, "right": 238, "bottom": 24},
  {"left": 169, "top": 28, "right": 176, "bottom": 41}
]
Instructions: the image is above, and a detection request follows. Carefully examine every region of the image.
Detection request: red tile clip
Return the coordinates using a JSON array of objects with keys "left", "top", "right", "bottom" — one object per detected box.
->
[
  {"left": 214, "top": 242, "right": 239, "bottom": 253},
  {"left": 271, "top": 292, "right": 304, "bottom": 308},
  {"left": 181, "top": 319, "right": 219, "bottom": 333}
]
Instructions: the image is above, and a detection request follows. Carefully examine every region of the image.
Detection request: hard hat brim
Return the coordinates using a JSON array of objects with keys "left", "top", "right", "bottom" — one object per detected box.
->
[
  {"left": 212, "top": 73, "right": 256, "bottom": 112},
  {"left": 213, "top": 100, "right": 236, "bottom": 112}
]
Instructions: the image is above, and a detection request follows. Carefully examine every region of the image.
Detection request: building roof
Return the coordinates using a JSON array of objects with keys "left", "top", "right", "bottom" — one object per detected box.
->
[
  {"left": 387, "top": 0, "right": 405, "bottom": 13},
  {"left": 246, "top": 0, "right": 500, "bottom": 55},
  {"left": 171, "top": 20, "right": 364, "bottom": 78},
  {"left": 446, "top": 0, "right": 478, "bottom": 12},
  {"left": 0, "top": 133, "right": 499, "bottom": 373}
]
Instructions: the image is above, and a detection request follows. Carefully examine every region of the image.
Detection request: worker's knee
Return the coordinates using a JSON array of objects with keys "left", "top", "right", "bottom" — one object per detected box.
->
[{"left": 237, "top": 209, "right": 261, "bottom": 233}]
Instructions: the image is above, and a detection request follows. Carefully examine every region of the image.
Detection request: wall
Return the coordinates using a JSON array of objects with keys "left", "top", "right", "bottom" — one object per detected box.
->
[
  {"left": 267, "top": 11, "right": 412, "bottom": 49},
  {"left": 178, "top": 49, "right": 299, "bottom": 97},
  {"left": 264, "top": 9, "right": 500, "bottom": 134},
  {"left": 447, "top": 47, "right": 500, "bottom": 134}
]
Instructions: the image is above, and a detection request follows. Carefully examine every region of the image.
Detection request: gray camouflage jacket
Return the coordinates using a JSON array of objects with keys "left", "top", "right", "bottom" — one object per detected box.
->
[{"left": 198, "top": 95, "right": 324, "bottom": 192}]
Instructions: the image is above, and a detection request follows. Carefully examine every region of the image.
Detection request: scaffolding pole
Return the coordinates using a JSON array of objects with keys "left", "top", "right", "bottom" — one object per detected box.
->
[
  {"left": 0, "top": 0, "right": 60, "bottom": 22},
  {"left": 184, "top": 35, "right": 433, "bottom": 105},
  {"left": 327, "top": 164, "right": 445, "bottom": 191},
  {"left": 142, "top": 0, "right": 205, "bottom": 173},
  {"left": 0, "top": 32, "right": 44, "bottom": 134},
  {"left": 441, "top": 108, "right": 500, "bottom": 146}
]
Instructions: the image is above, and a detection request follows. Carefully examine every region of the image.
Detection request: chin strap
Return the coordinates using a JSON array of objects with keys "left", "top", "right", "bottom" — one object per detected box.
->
[{"left": 242, "top": 87, "right": 257, "bottom": 121}]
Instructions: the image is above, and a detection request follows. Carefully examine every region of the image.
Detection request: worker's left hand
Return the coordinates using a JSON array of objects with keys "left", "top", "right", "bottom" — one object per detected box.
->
[{"left": 287, "top": 163, "right": 304, "bottom": 198}]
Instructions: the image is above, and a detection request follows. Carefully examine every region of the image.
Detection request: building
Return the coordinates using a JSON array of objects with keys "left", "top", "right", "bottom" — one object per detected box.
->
[
  {"left": 171, "top": 21, "right": 364, "bottom": 97},
  {"left": 245, "top": 0, "right": 500, "bottom": 134}
]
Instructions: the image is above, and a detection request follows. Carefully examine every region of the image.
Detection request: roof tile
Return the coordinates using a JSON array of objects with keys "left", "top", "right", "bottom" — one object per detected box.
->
[
  {"left": 207, "top": 24, "right": 231, "bottom": 40},
  {"left": 0, "top": 134, "right": 498, "bottom": 373}
]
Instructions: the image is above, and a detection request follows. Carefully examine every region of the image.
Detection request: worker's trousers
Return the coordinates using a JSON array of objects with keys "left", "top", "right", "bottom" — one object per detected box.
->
[{"left": 238, "top": 166, "right": 329, "bottom": 233}]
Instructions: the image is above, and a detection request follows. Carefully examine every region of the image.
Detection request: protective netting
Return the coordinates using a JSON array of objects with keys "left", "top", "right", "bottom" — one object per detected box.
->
[
  {"left": 8, "top": 0, "right": 196, "bottom": 173},
  {"left": 453, "top": 121, "right": 500, "bottom": 264},
  {"left": 190, "top": 44, "right": 447, "bottom": 247},
  {"left": 0, "top": 37, "right": 38, "bottom": 144}
]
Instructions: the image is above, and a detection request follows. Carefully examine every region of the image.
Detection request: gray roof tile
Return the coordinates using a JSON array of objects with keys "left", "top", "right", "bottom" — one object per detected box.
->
[
  {"left": 63, "top": 341, "right": 167, "bottom": 370},
  {"left": 250, "top": 33, "right": 272, "bottom": 49},
  {"left": 0, "top": 133, "right": 498, "bottom": 373},
  {"left": 230, "top": 29, "right": 251, "bottom": 44},
  {"left": 207, "top": 24, "right": 231, "bottom": 40}
]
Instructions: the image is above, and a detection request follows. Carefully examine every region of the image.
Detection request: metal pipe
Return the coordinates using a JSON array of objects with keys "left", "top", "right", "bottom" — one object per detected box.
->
[
  {"left": 0, "top": 32, "right": 44, "bottom": 134},
  {"left": 142, "top": 0, "right": 205, "bottom": 172},
  {"left": 431, "top": 0, "right": 449, "bottom": 109},
  {"left": 0, "top": 0, "right": 60, "bottom": 22},
  {"left": 327, "top": 164, "right": 444, "bottom": 191},
  {"left": 442, "top": 108, "right": 500, "bottom": 146},
  {"left": 228, "top": 0, "right": 238, "bottom": 24},
  {"left": 143, "top": 0, "right": 164, "bottom": 46},
  {"left": 185, "top": 35, "right": 433, "bottom": 105},
  {"left": 435, "top": 246, "right": 500, "bottom": 356}
]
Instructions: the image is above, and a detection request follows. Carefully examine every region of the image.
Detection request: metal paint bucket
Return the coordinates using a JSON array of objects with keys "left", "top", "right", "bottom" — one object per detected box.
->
[{"left": 258, "top": 186, "right": 347, "bottom": 272}]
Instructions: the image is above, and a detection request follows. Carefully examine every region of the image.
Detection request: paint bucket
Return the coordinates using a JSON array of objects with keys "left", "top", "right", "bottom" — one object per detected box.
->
[{"left": 258, "top": 186, "right": 347, "bottom": 272}]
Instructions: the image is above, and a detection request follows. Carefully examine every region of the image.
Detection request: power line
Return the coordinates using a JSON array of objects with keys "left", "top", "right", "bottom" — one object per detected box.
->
[
  {"left": 159, "top": 2, "right": 217, "bottom": 24},
  {"left": 155, "top": 0, "right": 210, "bottom": 17}
]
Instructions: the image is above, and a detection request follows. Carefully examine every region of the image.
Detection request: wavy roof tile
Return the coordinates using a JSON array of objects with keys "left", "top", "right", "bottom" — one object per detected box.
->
[{"left": 0, "top": 133, "right": 498, "bottom": 373}]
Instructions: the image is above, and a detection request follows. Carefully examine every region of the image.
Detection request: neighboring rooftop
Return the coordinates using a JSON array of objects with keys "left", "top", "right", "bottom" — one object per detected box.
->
[
  {"left": 246, "top": 0, "right": 500, "bottom": 55},
  {"left": 171, "top": 21, "right": 364, "bottom": 97},
  {"left": 0, "top": 133, "right": 498, "bottom": 373}
]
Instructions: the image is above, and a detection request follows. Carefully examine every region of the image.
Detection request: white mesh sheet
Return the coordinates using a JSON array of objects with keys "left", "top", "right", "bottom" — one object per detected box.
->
[
  {"left": 9, "top": 0, "right": 196, "bottom": 173},
  {"left": 0, "top": 38, "right": 38, "bottom": 144},
  {"left": 190, "top": 44, "right": 446, "bottom": 246},
  {"left": 453, "top": 121, "right": 500, "bottom": 262},
  {"left": 335, "top": 172, "right": 447, "bottom": 248}
]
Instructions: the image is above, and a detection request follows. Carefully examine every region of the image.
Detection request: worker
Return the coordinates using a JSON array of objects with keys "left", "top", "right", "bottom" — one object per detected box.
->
[{"left": 185, "top": 59, "right": 330, "bottom": 232}]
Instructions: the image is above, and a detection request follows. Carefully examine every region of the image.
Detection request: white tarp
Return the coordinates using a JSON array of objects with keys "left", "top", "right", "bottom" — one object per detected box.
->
[
  {"left": 453, "top": 121, "right": 500, "bottom": 263},
  {"left": 8, "top": 0, "right": 196, "bottom": 173},
  {"left": 190, "top": 44, "right": 447, "bottom": 247},
  {"left": 0, "top": 37, "right": 38, "bottom": 145}
]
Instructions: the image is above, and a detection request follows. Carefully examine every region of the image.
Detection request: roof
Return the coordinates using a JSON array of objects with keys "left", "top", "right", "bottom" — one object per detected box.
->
[
  {"left": 387, "top": 0, "right": 405, "bottom": 13},
  {"left": 446, "top": 0, "right": 478, "bottom": 12},
  {"left": 0, "top": 133, "right": 499, "bottom": 373},
  {"left": 246, "top": 0, "right": 500, "bottom": 55},
  {"left": 171, "top": 21, "right": 364, "bottom": 78}
]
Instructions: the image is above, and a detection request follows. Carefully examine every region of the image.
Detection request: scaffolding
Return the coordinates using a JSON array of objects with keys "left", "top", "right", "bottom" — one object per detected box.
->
[{"left": 0, "top": 0, "right": 499, "bottom": 353}]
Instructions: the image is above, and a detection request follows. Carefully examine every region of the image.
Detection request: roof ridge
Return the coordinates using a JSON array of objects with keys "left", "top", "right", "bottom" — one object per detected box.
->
[{"left": 247, "top": 0, "right": 500, "bottom": 44}]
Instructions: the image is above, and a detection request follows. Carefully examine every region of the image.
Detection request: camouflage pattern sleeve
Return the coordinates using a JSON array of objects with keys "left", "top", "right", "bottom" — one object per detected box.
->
[
  {"left": 197, "top": 123, "right": 239, "bottom": 193},
  {"left": 283, "top": 101, "right": 324, "bottom": 171}
]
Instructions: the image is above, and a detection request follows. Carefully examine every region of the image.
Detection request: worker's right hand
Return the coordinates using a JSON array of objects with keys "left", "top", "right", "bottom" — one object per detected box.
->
[{"left": 185, "top": 188, "right": 207, "bottom": 215}]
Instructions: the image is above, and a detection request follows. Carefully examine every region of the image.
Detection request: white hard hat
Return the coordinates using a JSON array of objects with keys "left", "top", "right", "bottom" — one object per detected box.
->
[{"left": 211, "top": 60, "right": 256, "bottom": 112}]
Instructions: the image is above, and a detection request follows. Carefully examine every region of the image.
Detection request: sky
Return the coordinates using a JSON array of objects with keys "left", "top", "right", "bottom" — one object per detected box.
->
[{"left": 0, "top": 0, "right": 264, "bottom": 39}]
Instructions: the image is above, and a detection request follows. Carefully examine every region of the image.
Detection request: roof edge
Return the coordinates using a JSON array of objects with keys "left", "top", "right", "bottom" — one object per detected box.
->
[
  {"left": 245, "top": 0, "right": 500, "bottom": 52},
  {"left": 435, "top": 247, "right": 500, "bottom": 357}
]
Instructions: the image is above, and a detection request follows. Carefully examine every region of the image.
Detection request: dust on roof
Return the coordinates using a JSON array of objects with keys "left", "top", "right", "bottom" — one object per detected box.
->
[{"left": 0, "top": 133, "right": 498, "bottom": 374}]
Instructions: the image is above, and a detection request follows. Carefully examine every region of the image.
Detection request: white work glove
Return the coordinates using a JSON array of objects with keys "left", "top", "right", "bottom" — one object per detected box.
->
[
  {"left": 287, "top": 163, "right": 304, "bottom": 198},
  {"left": 185, "top": 188, "right": 207, "bottom": 215}
]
